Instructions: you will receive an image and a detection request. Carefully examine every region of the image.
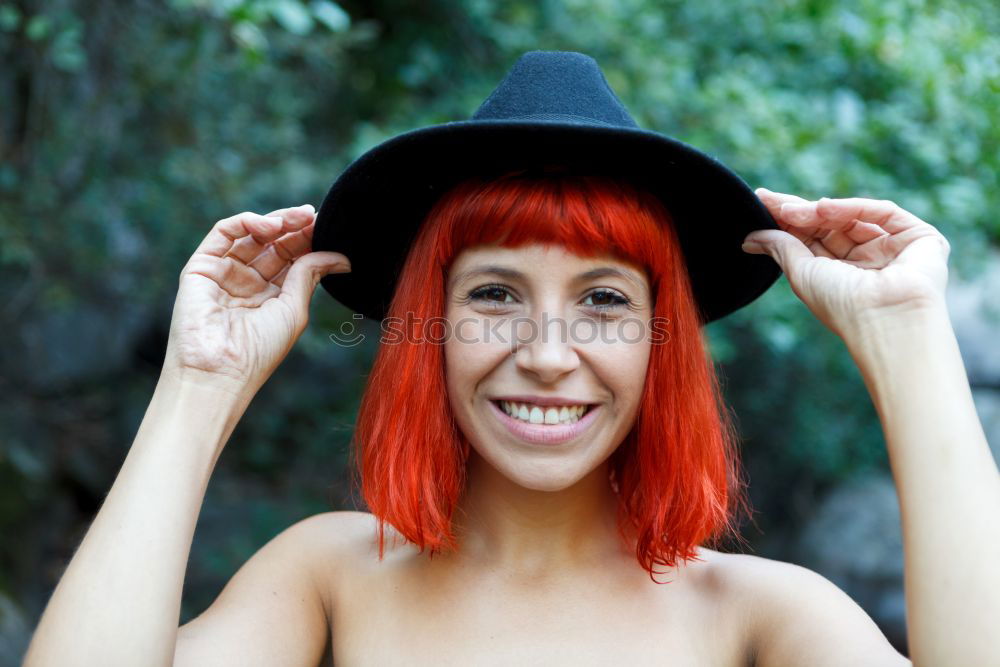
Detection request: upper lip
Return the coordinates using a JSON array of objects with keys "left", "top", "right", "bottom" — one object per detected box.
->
[{"left": 491, "top": 395, "right": 596, "bottom": 407}]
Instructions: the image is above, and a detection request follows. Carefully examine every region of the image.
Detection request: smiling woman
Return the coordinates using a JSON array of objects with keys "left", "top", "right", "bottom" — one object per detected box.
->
[
  {"left": 35, "top": 48, "right": 1000, "bottom": 667},
  {"left": 354, "top": 166, "right": 751, "bottom": 582}
]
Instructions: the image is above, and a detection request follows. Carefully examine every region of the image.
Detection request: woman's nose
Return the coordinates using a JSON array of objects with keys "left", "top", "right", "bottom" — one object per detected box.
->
[{"left": 512, "top": 314, "right": 580, "bottom": 384}]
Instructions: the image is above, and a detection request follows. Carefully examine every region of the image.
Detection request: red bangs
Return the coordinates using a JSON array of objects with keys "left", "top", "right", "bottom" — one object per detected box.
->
[{"left": 429, "top": 169, "right": 675, "bottom": 292}]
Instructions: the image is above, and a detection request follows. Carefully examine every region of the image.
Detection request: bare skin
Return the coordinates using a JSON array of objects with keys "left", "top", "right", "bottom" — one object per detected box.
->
[
  {"left": 324, "top": 512, "right": 754, "bottom": 666},
  {"left": 316, "top": 506, "right": 912, "bottom": 666},
  {"left": 30, "top": 188, "right": 998, "bottom": 665}
]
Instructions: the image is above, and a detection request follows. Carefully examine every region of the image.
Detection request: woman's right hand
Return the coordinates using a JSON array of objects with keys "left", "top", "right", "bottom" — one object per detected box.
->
[{"left": 160, "top": 204, "right": 351, "bottom": 397}]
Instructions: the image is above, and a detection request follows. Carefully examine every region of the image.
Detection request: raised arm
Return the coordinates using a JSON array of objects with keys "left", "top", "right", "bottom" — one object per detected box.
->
[
  {"left": 842, "top": 300, "right": 999, "bottom": 665},
  {"left": 23, "top": 372, "right": 249, "bottom": 667},
  {"left": 744, "top": 190, "right": 1000, "bottom": 666},
  {"left": 23, "top": 204, "right": 351, "bottom": 667}
]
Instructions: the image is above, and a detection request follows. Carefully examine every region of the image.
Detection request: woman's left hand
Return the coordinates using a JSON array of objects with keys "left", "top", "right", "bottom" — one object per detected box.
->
[{"left": 743, "top": 188, "right": 952, "bottom": 339}]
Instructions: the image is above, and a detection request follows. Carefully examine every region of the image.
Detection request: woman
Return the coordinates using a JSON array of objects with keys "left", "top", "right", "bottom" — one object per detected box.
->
[{"left": 25, "top": 53, "right": 998, "bottom": 666}]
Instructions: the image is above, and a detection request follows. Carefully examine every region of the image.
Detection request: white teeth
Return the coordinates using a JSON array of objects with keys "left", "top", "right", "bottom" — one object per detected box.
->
[{"left": 498, "top": 401, "right": 589, "bottom": 425}]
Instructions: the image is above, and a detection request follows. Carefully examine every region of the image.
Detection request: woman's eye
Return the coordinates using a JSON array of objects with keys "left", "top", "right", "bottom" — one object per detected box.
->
[
  {"left": 584, "top": 289, "right": 631, "bottom": 311},
  {"left": 466, "top": 285, "right": 631, "bottom": 312},
  {"left": 468, "top": 284, "right": 514, "bottom": 306}
]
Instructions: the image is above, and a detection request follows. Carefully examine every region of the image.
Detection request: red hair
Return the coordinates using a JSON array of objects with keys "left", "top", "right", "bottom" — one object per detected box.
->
[{"left": 350, "top": 165, "right": 751, "bottom": 582}]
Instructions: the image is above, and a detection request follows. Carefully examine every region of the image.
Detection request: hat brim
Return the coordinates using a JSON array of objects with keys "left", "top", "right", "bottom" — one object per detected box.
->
[{"left": 312, "top": 119, "right": 782, "bottom": 325}]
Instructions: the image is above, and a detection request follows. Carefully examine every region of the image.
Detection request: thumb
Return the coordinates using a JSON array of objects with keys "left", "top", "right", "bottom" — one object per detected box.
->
[
  {"left": 281, "top": 251, "right": 351, "bottom": 313},
  {"left": 742, "top": 230, "right": 812, "bottom": 273}
]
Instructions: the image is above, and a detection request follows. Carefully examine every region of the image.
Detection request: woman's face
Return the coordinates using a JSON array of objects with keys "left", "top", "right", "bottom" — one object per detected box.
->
[{"left": 444, "top": 243, "right": 654, "bottom": 492}]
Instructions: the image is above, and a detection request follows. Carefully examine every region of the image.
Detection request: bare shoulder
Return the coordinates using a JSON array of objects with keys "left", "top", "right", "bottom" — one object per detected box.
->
[
  {"left": 700, "top": 549, "right": 910, "bottom": 667},
  {"left": 293, "top": 510, "right": 385, "bottom": 572},
  {"left": 172, "top": 512, "right": 377, "bottom": 667},
  {"left": 296, "top": 510, "right": 404, "bottom": 557},
  {"left": 294, "top": 510, "right": 380, "bottom": 550},
  {"left": 294, "top": 510, "right": 401, "bottom": 585}
]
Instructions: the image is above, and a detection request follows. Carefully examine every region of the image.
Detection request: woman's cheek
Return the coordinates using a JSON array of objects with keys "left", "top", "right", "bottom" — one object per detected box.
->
[{"left": 449, "top": 315, "right": 483, "bottom": 347}]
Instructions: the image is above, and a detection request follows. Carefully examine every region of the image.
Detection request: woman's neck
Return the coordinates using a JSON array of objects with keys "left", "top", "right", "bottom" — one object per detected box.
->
[{"left": 450, "top": 451, "right": 627, "bottom": 577}]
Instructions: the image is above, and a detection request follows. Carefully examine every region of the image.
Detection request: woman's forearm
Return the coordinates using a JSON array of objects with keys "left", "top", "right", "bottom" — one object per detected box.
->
[
  {"left": 23, "top": 371, "right": 254, "bottom": 667},
  {"left": 843, "top": 304, "right": 1000, "bottom": 667}
]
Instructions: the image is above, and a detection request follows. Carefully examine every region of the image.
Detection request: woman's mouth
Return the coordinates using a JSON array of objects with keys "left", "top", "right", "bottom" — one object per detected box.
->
[
  {"left": 494, "top": 400, "right": 593, "bottom": 425},
  {"left": 488, "top": 399, "right": 601, "bottom": 445}
]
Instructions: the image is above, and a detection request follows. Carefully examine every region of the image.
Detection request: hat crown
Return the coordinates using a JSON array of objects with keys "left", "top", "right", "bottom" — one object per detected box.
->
[{"left": 471, "top": 50, "right": 640, "bottom": 129}]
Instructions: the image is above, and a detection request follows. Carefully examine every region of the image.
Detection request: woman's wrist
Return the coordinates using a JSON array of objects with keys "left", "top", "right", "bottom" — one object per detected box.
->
[
  {"left": 840, "top": 299, "right": 952, "bottom": 372},
  {"left": 837, "top": 301, "right": 977, "bottom": 444},
  {"left": 157, "top": 365, "right": 261, "bottom": 406},
  {"left": 151, "top": 367, "right": 257, "bottom": 453}
]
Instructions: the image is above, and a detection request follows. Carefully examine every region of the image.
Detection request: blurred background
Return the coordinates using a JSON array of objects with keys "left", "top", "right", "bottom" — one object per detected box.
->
[{"left": 2, "top": 0, "right": 999, "bottom": 661}]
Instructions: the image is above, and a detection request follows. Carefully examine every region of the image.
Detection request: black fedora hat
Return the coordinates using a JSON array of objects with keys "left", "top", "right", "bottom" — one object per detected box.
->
[{"left": 312, "top": 50, "right": 782, "bottom": 325}]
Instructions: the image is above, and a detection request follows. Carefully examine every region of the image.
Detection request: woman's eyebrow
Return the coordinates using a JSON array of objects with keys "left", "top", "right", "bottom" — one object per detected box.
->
[
  {"left": 449, "top": 265, "right": 646, "bottom": 291},
  {"left": 449, "top": 265, "right": 523, "bottom": 289},
  {"left": 576, "top": 267, "right": 646, "bottom": 290}
]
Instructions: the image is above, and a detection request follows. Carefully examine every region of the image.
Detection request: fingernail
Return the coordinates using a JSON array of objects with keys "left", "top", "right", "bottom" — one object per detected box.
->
[{"left": 300, "top": 204, "right": 315, "bottom": 212}]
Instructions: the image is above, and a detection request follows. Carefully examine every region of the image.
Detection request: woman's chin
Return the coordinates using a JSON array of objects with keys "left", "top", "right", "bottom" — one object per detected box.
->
[
  {"left": 492, "top": 461, "right": 589, "bottom": 492},
  {"left": 473, "top": 424, "right": 611, "bottom": 491}
]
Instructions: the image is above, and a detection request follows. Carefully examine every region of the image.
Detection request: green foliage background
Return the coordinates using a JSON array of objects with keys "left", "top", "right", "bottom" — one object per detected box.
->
[{"left": 1, "top": 0, "right": 997, "bottom": 636}]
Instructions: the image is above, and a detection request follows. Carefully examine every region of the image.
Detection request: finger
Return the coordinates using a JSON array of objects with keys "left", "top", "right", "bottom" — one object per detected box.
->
[
  {"left": 751, "top": 201, "right": 837, "bottom": 257},
  {"left": 277, "top": 251, "right": 352, "bottom": 314},
  {"left": 778, "top": 221, "right": 831, "bottom": 257},
  {"left": 755, "top": 187, "right": 810, "bottom": 209},
  {"left": 182, "top": 253, "right": 272, "bottom": 300},
  {"left": 247, "top": 222, "right": 319, "bottom": 282},
  {"left": 759, "top": 190, "right": 894, "bottom": 258},
  {"left": 264, "top": 203, "right": 314, "bottom": 218},
  {"left": 803, "top": 235, "right": 842, "bottom": 260},
  {"left": 814, "top": 228, "right": 857, "bottom": 260},
  {"left": 195, "top": 211, "right": 286, "bottom": 258},
  {"left": 836, "top": 219, "right": 888, "bottom": 245},
  {"left": 742, "top": 228, "right": 819, "bottom": 273},
  {"left": 838, "top": 235, "right": 895, "bottom": 269},
  {"left": 222, "top": 206, "right": 315, "bottom": 267},
  {"left": 781, "top": 197, "right": 920, "bottom": 236},
  {"left": 823, "top": 224, "right": 943, "bottom": 270},
  {"left": 755, "top": 189, "right": 828, "bottom": 247},
  {"left": 774, "top": 224, "right": 827, "bottom": 256},
  {"left": 755, "top": 188, "right": 811, "bottom": 224},
  {"left": 816, "top": 219, "right": 888, "bottom": 260},
  {"left": 271, "top": 246, "right": 351, "bottom": 289}
]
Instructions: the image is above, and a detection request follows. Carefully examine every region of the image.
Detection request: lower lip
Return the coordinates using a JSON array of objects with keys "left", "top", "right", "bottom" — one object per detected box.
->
[{"left": 488, "top": 400, "right": 601, "bottom": 445}]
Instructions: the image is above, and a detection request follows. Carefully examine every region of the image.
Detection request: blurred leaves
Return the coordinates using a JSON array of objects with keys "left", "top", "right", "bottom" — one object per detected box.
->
[{"left": 312, "top": 0, "right": 351, "bottom": 32}]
